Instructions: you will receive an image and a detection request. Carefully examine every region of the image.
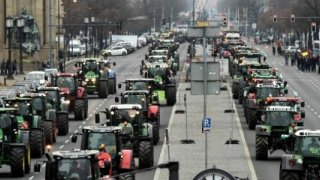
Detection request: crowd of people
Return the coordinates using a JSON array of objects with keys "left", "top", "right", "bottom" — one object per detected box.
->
[{"left": 0, "top": 59, "right": 18, "bottom": 75}]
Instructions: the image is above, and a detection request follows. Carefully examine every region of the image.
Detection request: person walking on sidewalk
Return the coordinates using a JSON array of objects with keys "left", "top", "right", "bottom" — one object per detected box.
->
[
  {"left": 272, "top": 45, "right": 276, "bottom": 56},
  {"left": 284, "top": 52, "right": 289, "bottom": 65}
]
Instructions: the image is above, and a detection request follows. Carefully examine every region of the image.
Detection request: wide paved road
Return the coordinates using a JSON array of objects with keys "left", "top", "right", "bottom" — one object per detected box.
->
[
  {"left": 237, "top": 41, "right": 320, "bottom": 180},
  {"left": 0, "top": 43, "right": 188, "bottom": 180}
]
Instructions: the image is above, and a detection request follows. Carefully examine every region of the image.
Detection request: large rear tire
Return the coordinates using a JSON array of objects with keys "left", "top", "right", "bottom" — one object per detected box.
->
[
  {"left": 44, "top": 121, "right": 54, "bottom": 145},
  {"left": 280, "top": 169, "right": 300, "bottom": 180},
  {"left": 138, "top": 141, "right": 154, "bottom": 169},
  {"left": 74, "top": 99, "right": 85, "bottom": 120},
  {"left": 256, "top": 135, "right": 268, "bottom": 160},
  {"left": 10, "top": 148, "right": 25, "bottom": 177},
  {"left": 98, "top": 80, "right": 108, "bottom": 98},
  {"left": 166, "top": 86, "right": 176, "bottom": 106},
  {"left": 232, "top": 82, "right": 239, "bottom": 99},
  {"left": 57, "top": 113, "right": 69, "bottom": 135},
  {"left": 30, "top": 130, "right": 44, "bottom": 158},
  {"left": 152, "top": 121, "right": 160, "bottom": 145},
  {"left": 25, "top": 145, "right": 31, "bottom": 174}
]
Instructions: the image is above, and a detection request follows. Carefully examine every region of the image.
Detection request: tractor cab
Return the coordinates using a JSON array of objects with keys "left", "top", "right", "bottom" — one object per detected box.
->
[{"left": 34, "top": 149, "right": 101, "bottom": 180}]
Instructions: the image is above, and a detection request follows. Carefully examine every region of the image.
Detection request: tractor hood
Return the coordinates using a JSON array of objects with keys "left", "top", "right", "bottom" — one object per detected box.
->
[{"left": 85, "top": 71, "right": 97, "bottom": 79}]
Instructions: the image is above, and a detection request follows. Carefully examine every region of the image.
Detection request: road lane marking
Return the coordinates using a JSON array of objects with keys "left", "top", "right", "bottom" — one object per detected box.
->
[
  {"left": 82, "top": 121, "right": 86, "bottom": 125},
  {"left": 65, "top": 140, "right": 69, "bottom": 143},
  {"left": 42, "top": 164, "right": 46, "bottom": 168},
  {"left": 78, "top": 125, "right": 82, "bottom": 129},
  {"left": 59, "top": 145, "right": 64, "bottom": 149},
  {"left": 74, "top": 130, "right": 78, "bottom": 133},
  {"left": 28, "top": 176, "right": 34, "bottom": 180}
]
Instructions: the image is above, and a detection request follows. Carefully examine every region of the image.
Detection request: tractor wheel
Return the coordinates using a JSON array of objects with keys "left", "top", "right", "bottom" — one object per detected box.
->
[
  {"left": 248, "top": 110, "right": 257, "bottom": 130},
  {"left": 44, "top": 121, "right": 54, "bottom": 145},
  {"left": 152, "top": 122, "right": 160, "bottom": 145},
  {"left": 108, "top": 78, "right": 115, "bottom": 94},
  {"left": 30, "top": 130, "right": 44, "bottom": 158},
  {"left": 138, "top": 141, "right": 154, "bottom": 169},
  {"left": 280, "top": 169, "right": 300, "bottom": 180},
  {"left": 10, "top": 147, "right": 25, "bottom": 177},
  {"left": 232, "top": 83, "right": 239, "bottom": 99},
  {"left": 119, "top": 174, "right": 135, "bottom": 180},
  {"left": 238, "top": 89, "right": 244, "bottom": 104},
  {"left": 166, "top": 86, "right": 176, "bottom": 106},
  {"left": 52, "top": 121, "right": 57, "bottom": 143},
  {"left": 98, "top": 80, "right": 108, "bottom": 98},
  {"left": 256, "top": 135, "right": 268, "bottom": 160},
  {"left": 74, "top": 99, "right": 85, "bottom": 120},
  {"left": 57, "top": 113, "right": 69, "bottom": 135},
  {"left": 24, "top": 145, "right": 31, "bottom": 174}
]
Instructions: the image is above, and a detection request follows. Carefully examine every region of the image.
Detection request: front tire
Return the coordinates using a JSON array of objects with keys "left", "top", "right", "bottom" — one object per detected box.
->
[
  {"left": 10, "top": 148, "right": 25, "bottom": 177},
  {"left": 139, "top": 141, "right": 154, "bottom": 169},
  {"left": 166, "top": 86, "right": 176, "bottom": 106},
  {"left": 57, "top": 113, "right": 69, "bottom": 135},
  {"left": 98, "top": 80, "right": 109, "bottom": 98},
  {"left": 44, "top": 121, "right": 54, "bottom": 145},
  {"left": 30, "top": 130, "right": 44, "bottom": 158},
  {"left": 74, "top": 99, "right": 85, "bottom": 120},
  {"left": 256, "top": 135, "right": 268, "bottom": 160}
]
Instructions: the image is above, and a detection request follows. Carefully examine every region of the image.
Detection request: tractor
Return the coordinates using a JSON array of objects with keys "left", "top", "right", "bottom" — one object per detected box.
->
[
  {"left": 36, "top": 86, "right": 70, "bottom": 135},
  {"left": 279, "top": 129, "right": 320, "bottom": 180},
  {"left": 71, "top": 126, "right": 137, "bottom": 179},
  {"left": 255, "top": 105, "right": 300, "bottom": 160},
  {"left": 95, "top": 104, "right": 154, "bottom": 169},
  {"left": 4, "top": 93, "right": 52, "bottom": 158},
  {"left": 34, "top": 149, "right": 103, "bottom": 180},
  {"left": 243, "top": 81, "right": 288, "bottom": 130},
  {"left": 0, "top": 108, "right": 31, "bottom": 177},
  {"left": 115, "top": 90, "right": 160, "bottom": 145},
  {"left": 19, "top": 92, "right": 57, "bottom": 145},
  {"left": 54, "top": 73, "right": 88, "bottom": 120}
]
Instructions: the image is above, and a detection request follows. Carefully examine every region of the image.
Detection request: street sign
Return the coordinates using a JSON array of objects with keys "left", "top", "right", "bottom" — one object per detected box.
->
[
  {"left": 187, "top": 27, "right": 220, "bottom": 37},
  {"left": 203, "top": 117, "right": 211, "bottom": 132},
  {"left": 196, "top": 21, "right": 209, "bottom": 27}
]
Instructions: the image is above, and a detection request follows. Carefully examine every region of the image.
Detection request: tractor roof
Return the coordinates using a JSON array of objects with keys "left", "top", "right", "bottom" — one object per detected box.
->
[
  {"left": 20, "top": 92, "right": 46, "bottom": 98},
  {"left": 0, "top": 107, "right": 17, "bottom": 112},
  {"left": 124, "top": 78, "right": 155, "bottom": 82},
  {"left": 109, "top": 104, "right": 142, "bottom": 110},
  {"left": 256, "top": 83, "right": 280, "bottom": 88},
  {"left": 82, "top": 126, "right": 123, "bottom": 133},
  {"left": 295, "top": 129, "right": 320, "bottom": 137},
  {"left": 81, "top": 58, "right": 101, "bottom": 62},
  {"left": 52, "top": 149, "right": 99, "bottom": 159},
  {"left": 264, "top": 97, "right": 303, "bottom": 103},
  {"left": 56, "top": 73, "right": 76, "bottom": 77},
  {"left": 37, "top": 87, "right": 60, "bottom": 91},
  {"left": 266, "top": 106, "right": 296, "bottom": 112},
  {"left": 123, "top": 90, "right": 149, "bottom": 94}
]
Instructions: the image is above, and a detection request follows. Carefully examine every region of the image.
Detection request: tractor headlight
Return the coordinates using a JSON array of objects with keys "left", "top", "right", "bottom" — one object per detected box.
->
[
  {"left": 92, "top": 78, "right": 96, "bottom": 82},
  {"left": 85, "top": 78, "right": 89, "bottom": 82},
  {"left": 65, "top": 100, "right": 70, "bottom": 104}
]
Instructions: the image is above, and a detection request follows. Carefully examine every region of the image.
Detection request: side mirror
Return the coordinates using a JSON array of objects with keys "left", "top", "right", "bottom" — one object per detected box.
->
[
  {"left": 71, "top": 135, "right": 77, "bottom": 143},
  {"left": 115, "top": 97, "right": 119, "bottom": 103},
  {"left": 95, "top": 113, "right": 100, "bottom": 123},
  {"left": 45, "top": 76, "right": 48, "bottom": 81},
  {"left": 24, "top": 77, "right": 26, "bottom": 80},
  {"left": 141, "top": 60, "right": 144, "bottom": 65},
  {"left": 284, "top": 89, "right": 288, "bottom": 94},
  {"left": 301, "top": 101, "right": 305, "bottom": 107},
  {"left": 152, "top": 96, "right": 159, "bottom": 102},
  {"left": 113, "top": 62, "right": 116, "bottom": 66},
  {"left": 145, "top": 54, "right": 148, "bottom": 60},
  {"left": 105, "top": 108, "right": 110, "bottom": 119},
  {"left": 34, "top": 163, "right": 41, "bottom": 173},
  {"left": 301, "top": 111, "right": 305, "bottom": 118},
  {"left": 118, "top": 84, "right": 122, "bottom": 89},
  {"left": 284, "top": 81, "right": 288, "bottom": 87}
]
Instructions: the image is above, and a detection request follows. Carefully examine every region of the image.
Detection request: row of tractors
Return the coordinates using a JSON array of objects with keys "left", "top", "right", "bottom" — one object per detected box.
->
[
  {"left": 225, "top": 42, "right": 320, "bottom": 179},
  {"left": 34, "top": 32, "right": 180, "bottom": 179}
]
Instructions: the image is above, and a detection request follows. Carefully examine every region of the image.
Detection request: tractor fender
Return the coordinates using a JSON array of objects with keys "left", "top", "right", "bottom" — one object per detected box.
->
[
  {"left": 60, "top": 101, "right": 69, "bottom": 112},
  {"left": 46, "top": 109, "right": 56, "bottom": 121},
  {"left": 120, "top": 149, "right": 134, "bottom": 170},
  {"left": 19, "top": 130, "right": 30, "bottom": 145},
  {"left": 280, "top": 154, "right": 303, "bottom": 171},
  {"left": 76, "top": 87, "right": 86, "bottom": 98},
  {"left": 141, "top": 123, "right": 153, "bottom": 138},
  {"left": 148, "top": 105, "right": 159, "bottom": 119},
  {"left": 32, "top": 115, "right": 42, "bottom": 129},
  {"left": 108, "top": 69, "right": 116, "bottom": 79},
  {"left": 255, "top": 125, "right": 271, "bottom": 136}
]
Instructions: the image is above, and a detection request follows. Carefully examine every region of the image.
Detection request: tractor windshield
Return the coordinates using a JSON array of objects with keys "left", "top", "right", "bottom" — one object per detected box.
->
[
  {"left": 17, "top": 102, "right": 31, "bottom": 115},
  {"left": 301, "top": 137, "right": 320, "bottom": 156},
  {"left": 56, "top": 77, "right": 76, "bottom": 93},
  {"left": 32, "top": 97, "right": 43, "bottom": 115},
  {"left": 0, "top": 113, "right": 11, "bottom": 129},
  {"left": 44, "top": 91, "right": 58, "bottom": 107},
  {"left": 124, "top": 94, "right": 146, "bottom": 109},
  {"left": 57, "top": 158, "right": 96, "bottom": 180},
  {"left": 113, "top": 109, "right": 139, "bottom": 121},
  {"left": 87, "top": 132, "right": 117, "bottom": 159},
  {"left": 256, "top": 87, "right": 280, "bottom": 99},
  {"left": 129, "top": 82, "right": 148, "bottom": 90},
  {"left": 266, "top": 111, "right": 291, "bottom": 126},
  {"left": 84, "top": 61, "right": 98, "bottom": 71}
]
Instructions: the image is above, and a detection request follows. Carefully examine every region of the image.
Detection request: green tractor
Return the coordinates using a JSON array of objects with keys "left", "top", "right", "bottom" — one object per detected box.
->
[
  {"left": 71, "top": 126, "right": 137, "bottom": 179},
  {"left": 279, "top": 129, "right": 320, "bottom": 180},
  {"left": 95, "top": 104, "right": 154, "bottom": 169},
  {"left": 142, "top": 61, "right": 176, "bottom": 106},
  {"left": 116, "top": 90, "right": 160, "bottom": 145},
  {"left": 76, "top": 58, "right": 109, "bottom": 98},
  {"left": 0, "top": 108, "right": 31, "bottom": 177},
  {"left": 243, "top": 81, "right": 288, "bottom": 130},
  {"left": 255, "top": 105, "right": 300, "bottom": 160},
  {"left": 34, "top": 149, "right": 102, "bottom": 180},
  {"left": 4, "top": 96, "right": 47, "bottom": 158},
  {"left": 36, "top": 87, "right": 70, "bottom": 135},
  {"left": 20, "top": 93, "right": 57, "bottom": 146}
]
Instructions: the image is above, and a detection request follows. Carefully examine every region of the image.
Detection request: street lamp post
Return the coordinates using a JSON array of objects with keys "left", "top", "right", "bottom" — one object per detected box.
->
[
  {"left": 6, "top": 17, "right": 14, "bottom": 80},
  {"left": 17, "top": 17, "right": 25, "bottom": 74},
  {"left": 91, "top": 17, "right": 95, "bottom": 57},
  {"left": 84, "top": 17, "right": 89, "bottom": 57}
]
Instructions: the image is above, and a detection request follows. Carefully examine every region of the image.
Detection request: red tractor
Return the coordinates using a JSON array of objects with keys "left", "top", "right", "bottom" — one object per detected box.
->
[{"left": 53, "top": 73, "right": 88, "bottom": 120}]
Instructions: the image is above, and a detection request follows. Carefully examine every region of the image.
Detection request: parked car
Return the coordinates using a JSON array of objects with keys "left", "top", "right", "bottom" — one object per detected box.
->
[
  {"left": 101, "top": 46, "right": 127, "bottom": 56},
  {"left": 283, "top": 46, "right": 300, "bottom": 55},
  {"left": 25, "top": 71, "right": 50, "bottom": 88}
]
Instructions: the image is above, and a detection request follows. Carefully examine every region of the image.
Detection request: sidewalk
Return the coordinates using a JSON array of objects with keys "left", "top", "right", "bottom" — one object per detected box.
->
[{"left": 154, "top": 55, "right": 257, "bottom": 179}]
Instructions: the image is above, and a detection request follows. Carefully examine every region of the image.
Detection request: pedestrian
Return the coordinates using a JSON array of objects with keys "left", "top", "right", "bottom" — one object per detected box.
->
[
  {"left": 97, "top": 144, "right": 112, "bottom": 177},
  {"left": 284, "top": 52, "right": 289, "bottom": 65},
  {"left": 1, "top": 59, "right": 5, "bottom": 75},
  {"left": 272, "top": 45, "right": 276, "bottom": 56},
  {"left": 6, "top": 59, "right": 10, "bottom": 75},
  {"left": 277, "top": 46, "right": 282, "bottom": 56},
  {"left": 13, "top": 59, "right": 17, "bottom": 74}
]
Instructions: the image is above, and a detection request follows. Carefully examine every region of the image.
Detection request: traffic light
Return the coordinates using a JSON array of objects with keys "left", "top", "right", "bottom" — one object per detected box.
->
[
  {"left": 273, "top": 15, "right": 277, "bottom": 23},
  {"left": 117, "top": 21, "right": 122, "bottom": 30},
  {"left": 223, "top": 17, "right": 227, "bottom": 25},
  {"left": 311, "top": 22, "right": 316, "bottom": 32},
  {"left": 162, "top": 18, "right": 166, "bottom": 25},
  {"left": 291, "top": 14, "right": 295, "bottom": 22}
]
